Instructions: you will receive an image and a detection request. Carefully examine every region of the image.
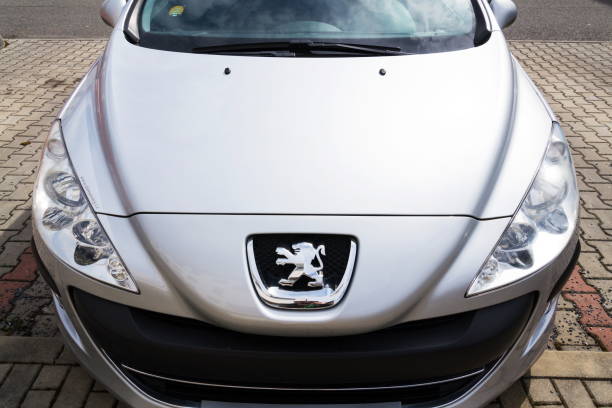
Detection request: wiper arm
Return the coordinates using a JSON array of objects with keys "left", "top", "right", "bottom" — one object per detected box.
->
[
  {"left": 192, "top": 42, "right": 297, "bottom": 56},
  {"left": 192, "top": 41, "right": 406, "bottom": 56},
  {"left": 306, "top": 41, "right": 406, "bottom": 55}
]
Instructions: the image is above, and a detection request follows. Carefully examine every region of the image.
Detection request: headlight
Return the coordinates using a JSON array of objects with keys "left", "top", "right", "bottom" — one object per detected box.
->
[
  {"left": 33, "top": 121, "right": 138, "bottom": 292},
  {"left": 468, "top": 123, "right": 578, "bottom": 296}
]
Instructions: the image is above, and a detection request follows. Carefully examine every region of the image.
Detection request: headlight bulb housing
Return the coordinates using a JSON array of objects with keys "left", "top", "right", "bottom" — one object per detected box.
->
[
  {"left": 33, "top": 121, "right": 138, "bottom": 292},
  {"left": 468, "top": 123, "right": 579, "bottom": 296}
]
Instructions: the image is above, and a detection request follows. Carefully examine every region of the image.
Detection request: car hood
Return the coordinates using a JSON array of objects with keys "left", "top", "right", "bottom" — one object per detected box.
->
[{"left": 61, "top": 30, "right": 551, "bottom": 217}]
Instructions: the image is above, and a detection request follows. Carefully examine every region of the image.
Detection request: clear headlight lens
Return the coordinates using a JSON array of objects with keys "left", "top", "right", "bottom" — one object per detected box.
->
[
  {"left": 33, "top": 121, "right": 138, "bottom": 292},
  {"left": 468, "top": 123, "right": 578, "bottom": 296}
]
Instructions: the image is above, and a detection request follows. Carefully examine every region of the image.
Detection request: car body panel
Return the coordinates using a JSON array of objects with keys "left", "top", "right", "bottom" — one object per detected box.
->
[
  {"left": 35, "top": 1, "right": 580, "bottom": 406},
  {"left": 61, "top": 29, "right": 548, "bottom": 218},
  {"left": 36, "top": 210, "right": 577, "bottom": 338},
  {"left": 101, "top": 213, "right": 503, "bottom": 335}
]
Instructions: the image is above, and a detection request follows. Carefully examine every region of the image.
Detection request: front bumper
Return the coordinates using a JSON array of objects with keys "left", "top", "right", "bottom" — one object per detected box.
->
[
  {"left": 33, "top": 230, "right": 579, "bottom": 407},
  {"left": 73, "top": 288, "right": 534, "bottom": 404}
]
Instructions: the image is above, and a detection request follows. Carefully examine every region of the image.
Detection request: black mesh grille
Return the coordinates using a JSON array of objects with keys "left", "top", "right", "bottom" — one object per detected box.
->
[{"left": 251, "top": 234, "right": 354, "bottom": 291}]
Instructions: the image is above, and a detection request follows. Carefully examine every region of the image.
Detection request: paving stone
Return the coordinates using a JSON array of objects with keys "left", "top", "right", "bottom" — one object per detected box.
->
[
  {"left": 522, "top": 378, "right": 561, "bottom": 404},
  {"left": 0, "top": 337, "right": 62, "bottom": 364},
  {"left": 84, "top": 392, "right": 117, "bottom": 408},
  {"left": 556, "top": 296, "right": 575, "bottom": 309},
  {"left": 3, "top": 296, "right": 53, "bottom": 334},
  {"left": 529, "top": 351, "right": 612, "bottom": 378},
  {"left": 553, "top": 310, "right": 598, "bottom": 346},
  {"left": 591, "top": 209, "right": 612, "bottom": 230},
  {"left": 579, "top": 253, "right": 612, "bottom": 278},
  {"left": 580, "top": 236, "right": 598, "bottom": 253},
  {"left": 0, "top": 242, "right": 29, "bottom": 267},
  {"left": 1, "top": 251, "right": 36, "bottom": 281},
  {"left": 586, "top": 327, "right": 612, "bottom": 351},
  {"left": 0, "top": 364, "right": 11, "bottom": 384},
  {"left": 0, "top": 280, "right": 30, "bottom": 315},
  {"left": 595, "top": 184, "right": 612, "bottom": 201},
  {"left": 499, "top": 382, "right": 533, "bottom": 408},
  {"left": 54, "top": 346, "right": 78, "bottom": 365},
  {"left": 554, "top": 379, "right": 596, "bottom": 408},
  {"left": 581, "top": 219, "right": 611, "bottom": 240},
  {"left": 581, "top": 192, "right": 611, "bottom": 210},
  {"left": 531, "top": 405, "right": 562, "bottom": 408},
  {"left": 91, "top": 381, "right": 106, "bottom": 392},
  {"left": 32, "top": 365, "right": 69, "bottom": 390},
  {"left": 20, "top": 389, "right": 55, "bottom": 408},
  {"left": 9, "top": 219, "right": 32, "bottom": 242},
  {"left": 563, "top": 266, "right": 597, "bottom": 292},
  {"left": 0, "top": 231, "right": 17, "bottom": 251},
  {"left": 0, "top": 209, "right": 29, "bottom": 231},
  {"left": 20, "top": 276, "right": 52, "bottom": 298},
  {"left": 586, "top": 279, "right": 612, "bottom": 310},
  {"left": 558, "top": 345, "right": 603, "bottom": 351},
  {"left": 0, "top": 266, "right": 12, "bottom": 279},
  {"left": 591, "top": 241, "right": 612, "bottom": 265},
  {"left": 30, "top": 314, "right": 58, "bottom": 337},
  {"left": 0, "top": 364, "right": 40, "bottom": 408},
  {"left": 52, "top": 366, "right": 94, "bottom": 408},
  {"left": 585, "top": 380, "right": 612, "bottom": 406},
  {"left": 563, "top": 293, "right": 611, "bottom": 326},
  {"left": 579, "top": 168, "right": 610, "bottom": 184}
]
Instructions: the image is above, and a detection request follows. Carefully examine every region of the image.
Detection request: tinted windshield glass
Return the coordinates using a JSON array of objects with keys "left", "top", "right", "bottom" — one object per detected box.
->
[{"left": 138, "top": 0, "right": 480, "bottom": 54}]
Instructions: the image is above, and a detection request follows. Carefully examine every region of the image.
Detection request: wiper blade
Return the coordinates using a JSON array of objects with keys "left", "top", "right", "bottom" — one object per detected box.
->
[
  {"left": 307, "top": 41, "right": 406, "bottom": 55},
  {"left": 192, "top": 41, "right": 406, "bottom": 56}
]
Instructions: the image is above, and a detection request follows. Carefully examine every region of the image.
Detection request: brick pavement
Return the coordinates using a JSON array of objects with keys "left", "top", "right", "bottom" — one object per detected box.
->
[
  {"left": 0, "top": 40, "right": 107, "bottom": 338},
  {"left": 0, "top": 38, "right": 611, "bottom": 405}
]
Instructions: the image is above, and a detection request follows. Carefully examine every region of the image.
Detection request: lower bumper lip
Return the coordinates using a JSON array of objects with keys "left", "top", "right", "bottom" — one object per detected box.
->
[{"left": 120, "top": 364, "right": 486, "bottom": 392}]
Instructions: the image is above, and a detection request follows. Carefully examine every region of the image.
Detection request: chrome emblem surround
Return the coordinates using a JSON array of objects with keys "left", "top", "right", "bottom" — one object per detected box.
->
[{"left": 247, "top": 239, "right": 357, "bottom": 310}]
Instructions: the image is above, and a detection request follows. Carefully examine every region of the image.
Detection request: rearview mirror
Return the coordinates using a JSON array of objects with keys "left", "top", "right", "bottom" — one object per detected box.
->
[
  {"left": 101, "top": 0, "right": 127, "bottom": 27},
  {"left": 489, "top": 0, "right": 518, "bottom": 29}
]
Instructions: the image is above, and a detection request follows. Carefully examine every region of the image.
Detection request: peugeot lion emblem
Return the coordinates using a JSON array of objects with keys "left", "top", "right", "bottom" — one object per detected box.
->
[
  {"left": 276, "top": 243, "right": 326, "bottom": 288},
  {"left": 247, "top": 235, "right": 357, "bottom": 310}
]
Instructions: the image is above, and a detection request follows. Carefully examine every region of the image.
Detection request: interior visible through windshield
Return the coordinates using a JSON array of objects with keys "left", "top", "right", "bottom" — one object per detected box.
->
[{"left": 137, "top": 0, "right": 481, "bottom": 54}]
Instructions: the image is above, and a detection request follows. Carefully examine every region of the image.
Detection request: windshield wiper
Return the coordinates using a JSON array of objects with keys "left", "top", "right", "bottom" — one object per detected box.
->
[{"left": 192, "top": 41, "right": 406, "bottom": 56}]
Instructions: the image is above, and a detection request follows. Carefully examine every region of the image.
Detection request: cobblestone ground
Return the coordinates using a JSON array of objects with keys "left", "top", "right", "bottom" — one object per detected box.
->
[
  {"left": 0, "top": 39, "right": 611, "bottom": 407},
  {"left": 3, "top": 39, "right": 611, "bottom": 349}
]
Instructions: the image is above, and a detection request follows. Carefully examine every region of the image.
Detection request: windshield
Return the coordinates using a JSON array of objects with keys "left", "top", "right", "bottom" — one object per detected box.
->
[{"left": 137, "top": 0, "right": 481, "bottom": 55}]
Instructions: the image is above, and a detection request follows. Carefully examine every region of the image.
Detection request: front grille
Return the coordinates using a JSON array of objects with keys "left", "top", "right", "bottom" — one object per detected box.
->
[{"left": 122, "top": 365, "right": 489, "bottom": 406}]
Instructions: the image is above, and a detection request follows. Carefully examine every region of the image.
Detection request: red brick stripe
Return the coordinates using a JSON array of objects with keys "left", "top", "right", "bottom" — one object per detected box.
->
[
  {"left": 0, "top": 281, "right": 30, "bottom": 314},
  {"left": 2, "top": 252, "right": 37, "bottom": 281},
  {"left": 0, "top": 247, "right": 38, "bottom": 316},
  {"left": 562, "top": 266, "right": 612, "bottom": 351}
]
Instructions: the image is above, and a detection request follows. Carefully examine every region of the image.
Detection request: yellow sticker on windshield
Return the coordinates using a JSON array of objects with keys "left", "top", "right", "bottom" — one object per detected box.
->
[{"left": 168, "top": 5, "right": 185, "bottom": 16}]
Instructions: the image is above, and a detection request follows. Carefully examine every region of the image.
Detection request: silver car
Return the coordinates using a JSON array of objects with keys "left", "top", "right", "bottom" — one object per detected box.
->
[{"left": 32, "top": 0, "right": 580, "bottom": 406}]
